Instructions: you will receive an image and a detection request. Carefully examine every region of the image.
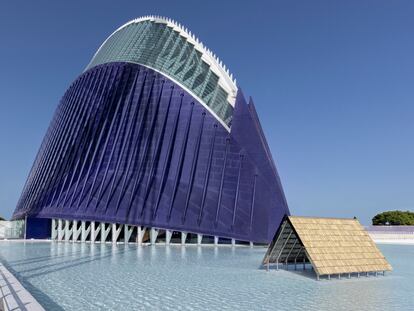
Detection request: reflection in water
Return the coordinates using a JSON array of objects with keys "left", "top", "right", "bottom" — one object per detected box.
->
[
  {"left": 165, "top": 245, "right": 171, "bottom": 261},
  {"left": 197, "top": 246, "right": 202, "bottom": 259},
  {"left": 0, "top": 242, "right": 412, "bottom": 311},
  {"left": 214, "top": 246, "right": 218, "bottom": 259},
  {"left": 136, "top": 245, "right": 143, "bottom": 260},
  {"left": 180, "top": 246, "right": 186, "bottom": 260}
]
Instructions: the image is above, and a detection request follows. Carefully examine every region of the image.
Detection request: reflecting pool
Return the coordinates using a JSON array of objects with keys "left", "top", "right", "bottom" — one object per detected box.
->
[{"left": 0, "top": 242, "right": 413, "bottom": 310}]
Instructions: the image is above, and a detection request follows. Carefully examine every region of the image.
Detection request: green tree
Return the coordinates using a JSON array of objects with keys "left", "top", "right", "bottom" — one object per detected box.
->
[{"left": 372, "top": 210, "right": 414, "bottom": 225}]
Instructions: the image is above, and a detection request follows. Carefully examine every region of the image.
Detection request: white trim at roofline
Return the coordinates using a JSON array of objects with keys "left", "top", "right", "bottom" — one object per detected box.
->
[
  {"left": 85, "top": 15, "right": 238, "bottom": 108},
  {"left": 119, "top": 62, "right": 231, "bottom": 132}
]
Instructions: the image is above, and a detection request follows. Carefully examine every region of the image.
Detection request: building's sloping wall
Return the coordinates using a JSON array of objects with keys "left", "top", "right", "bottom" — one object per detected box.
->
[
  {"left": 13, "top": 62, "right": 289, "bottom": 243},
  {"left": 86, "top": 18, "right": 236, "bottom": 127}
]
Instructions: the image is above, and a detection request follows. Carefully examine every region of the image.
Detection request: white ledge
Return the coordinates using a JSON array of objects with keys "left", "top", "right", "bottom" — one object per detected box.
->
[{"left": 0, "top": 262, "right": 45, "bottom": 311}]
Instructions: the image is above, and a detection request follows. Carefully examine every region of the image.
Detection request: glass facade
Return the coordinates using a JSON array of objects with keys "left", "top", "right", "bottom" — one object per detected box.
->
[{"left": 87, "top": 20, "right": 234, "bottom": 126}]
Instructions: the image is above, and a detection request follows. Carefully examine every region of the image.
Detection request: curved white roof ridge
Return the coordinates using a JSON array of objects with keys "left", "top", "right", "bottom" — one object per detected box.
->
[{"left": 87, "top": 15, "right": 238, "bottom": 104}]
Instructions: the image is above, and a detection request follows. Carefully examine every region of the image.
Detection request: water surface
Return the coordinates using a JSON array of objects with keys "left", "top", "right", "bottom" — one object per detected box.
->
[{"left": 0, "top": 242, "right": 412, "bottom": 310}]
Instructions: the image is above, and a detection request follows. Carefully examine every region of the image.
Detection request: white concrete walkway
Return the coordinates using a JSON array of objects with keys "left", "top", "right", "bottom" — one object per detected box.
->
[{"left": 0, "top": 262, "right": 44, "bottom": 311}]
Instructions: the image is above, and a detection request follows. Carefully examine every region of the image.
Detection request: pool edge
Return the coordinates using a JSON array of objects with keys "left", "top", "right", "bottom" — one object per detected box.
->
[{"left": 0, "top": 262, "right": 45, "bottom": 311}]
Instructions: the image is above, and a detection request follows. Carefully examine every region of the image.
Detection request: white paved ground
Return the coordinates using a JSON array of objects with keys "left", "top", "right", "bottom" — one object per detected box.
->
[{"left": 0, "top": 262, "right": 44, "bottom": 311}]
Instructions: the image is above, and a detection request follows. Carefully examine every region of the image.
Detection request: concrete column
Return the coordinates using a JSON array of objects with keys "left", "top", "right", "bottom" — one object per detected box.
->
[
  {"left": 181, "top": 232, "right": 187, "bottom": 245},
  {"left": 249, "top": 241, "right": 254, "bottom": 248},
  {"left": 124, "top": 225, "right": 133, "bottom": 244},
  {"left": 137, "top": 226, "right": 146, "bottom": 245},
  {"left": 100, "top": 223, "right": 111, "bottom": 243},
  {"left": 165, "top": 230, "right": 172, "bottom": 245},
  {"left": 72, "top": 220, "right": 81, "bottom": 242},
  {"left": 112, "top": 223, "right": 122, "bottom": 244},
  {"left": 51, "top": 219, "right": 58, "bottom": 240},
  {"left": 214, "top": 236, "right": 219, "bottom": 246},
  {"left": 81, "top": 221, "right": 90, "bottom": 242},
  {"left": 64, "top": 220, "right": 72, "bottom": 241},
  {"left": 91, "top": 221, "right": 100, "bottom": 243},
  {"left": 91, "top": 221, "right": 95, "bottom": 242},
  {"left": 150, "top": 228, "right": 158, "bottom": 245},
  {"left": 197, "top": 234, "right": 203, "bottom": 245},
  {"left": 231, "top": 238, "right": 236, "bottom": 246},
  {"left": 57, "top": 219, "right": 64, "bottom": 241}
]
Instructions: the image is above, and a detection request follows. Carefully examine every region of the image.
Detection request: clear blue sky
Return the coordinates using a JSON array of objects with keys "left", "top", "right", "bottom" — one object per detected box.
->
[{"left": 0, "top": 1, "right": 413, "bottom": 224}]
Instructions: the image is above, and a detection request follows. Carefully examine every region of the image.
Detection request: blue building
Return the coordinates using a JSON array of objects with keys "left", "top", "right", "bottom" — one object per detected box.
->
[{"left": 13, "top": 16, "right": 289, "bottom": 244}]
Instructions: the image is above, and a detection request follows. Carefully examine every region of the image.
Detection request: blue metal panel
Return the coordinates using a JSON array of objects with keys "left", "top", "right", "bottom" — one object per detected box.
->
[
  {"left": 13, "top": 62, "right": 289, "bottom": 243},
  {"left": 25, "top": 218, "right": 52, "bottom": 239}
]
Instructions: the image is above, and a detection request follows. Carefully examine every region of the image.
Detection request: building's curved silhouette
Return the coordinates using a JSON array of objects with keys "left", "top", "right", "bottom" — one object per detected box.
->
[{"left": 13, "top": 16, "right": 289, "bottom": 243}]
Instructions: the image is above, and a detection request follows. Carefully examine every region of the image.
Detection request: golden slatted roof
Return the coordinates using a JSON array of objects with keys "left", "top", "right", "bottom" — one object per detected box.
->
[{"left": 288, "top": 216, "right": 392, "bottom": 276}]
